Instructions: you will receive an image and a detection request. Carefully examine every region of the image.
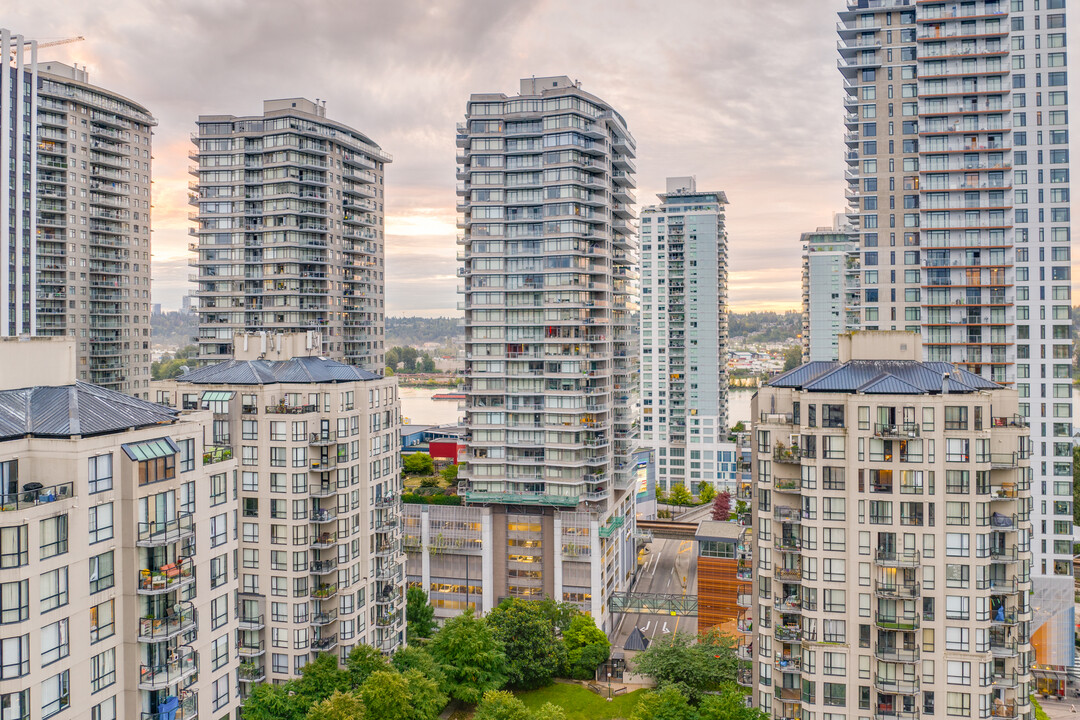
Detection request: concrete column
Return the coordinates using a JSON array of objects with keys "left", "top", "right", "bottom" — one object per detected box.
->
[
  {"left": 420, "top": 507, "right": 431, "bottom": 593},
  {"left": 481, "top": 512, "right": 494, "bottom": 613},
  {"left": 553, "top": 513, "right": 563, "bottom": 603},
  {"left": 590, "top": 516, "right": 603, "bottom": 629}
]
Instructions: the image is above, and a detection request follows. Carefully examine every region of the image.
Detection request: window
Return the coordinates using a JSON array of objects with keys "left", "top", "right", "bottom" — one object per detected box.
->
[
  {"left": 138, "top": 455, "right": 176, "bottom": 485},
  {"left": 90, "top": 697, "right": 116, "bottom": 720},
  {"left": 946, "top": 595, "right": 969, "bottom": 620},
  {"left": 90, "top": 648, "right": 115, "bottom": 692},
  {"left": 212, "top": 674, "right": 229, "bottom": 711},
  {"left": 823, "top": 682, "right": 846, "bottom": 707},
  {"left": 0, "top": 527, "right": 27, "bottom": 569},
  {"left": 41, "top": 619, "right": 69, "bottom": 666},
  {"left": 89, "top": 551, "right": 114, "bottom": 594},
  {"left": 945, "top": 534, "right": 968, "bottom": 557},
  {"left": 88, "top": 504, "right": 113, "bottom": 544},
  {"left": 824, "top": 652, "right": 846, "bottom": 676},
  {"left": 947, "top": 660, "right": 970, "bottom": 685},
  {"left": 41, "top": 671, "right": 69, "bottom": 719},
  {"left": 210, "top": 473, "right": 227, "bottom": 506},
  {"left": 88, "top": 455, "right": 112, "bottom": 493},
  {"left": 212, "top": 634, "right": 229, "bottom": 671},
  {"left": 944, "top": 406, "right": 968, "bottom": 430},
  {"left": 178, "top": 438, "right": 195, "bottom": 472},
  {"left": 40, "top": 568, "right": 68, "bottom": 612},
  {"left": 211, "top": 596, "right": 228, "bottom": 630},
  {"left": 210, "top": 513, "right": 227, "bottom": 547},
  {"left": 39, "top": 516, "right": 68, "bottom": 559},
  {"left": 0, "top": 635, "right": 28, "bottom": 679},
  {"left": 90, "top": 599, "right": 114, "bottom": 642},
  {"left": 210, "top": 555, "right": 228, "bottom": 589},
  {"left": 242, "top": 420, "right": 258, "bottom": 441},
  {"left": 947, "top": 692, "right": 970, "bottom": 716},
  {"left": 0, "top": 581, "right": 28, "bottom": 624}
]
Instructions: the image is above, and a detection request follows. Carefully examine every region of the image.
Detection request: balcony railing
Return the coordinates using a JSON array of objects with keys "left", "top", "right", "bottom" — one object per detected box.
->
[
  {"left": 311, "top": 609, "right": 338, "bottom": 626},
  {"left": 138, "top": 603, "right": 197, "bottom": 643},
  {"left": 237, "top": 639, "right": 265, "bottom": 657},
  {"left": 874, "top": 644, "right": 920, "bottom": 663},
  {"left": 874, "top": 580, "right": 921, "bottom": 599},
  {"left": 875, "top": 550, "right": 921, "bottom": 567},
  {"left": 139, "top": 648, "right": 198, "bottom": 690},
  {"left": 265, "top": 403, "right": 317, "bottom": 414},
  {"left": 137, "top": 557, "right": 195, "bottom": 595},
  {"left": 311, "top": 634, "right": 338, "bottom": 651},
  {"left": 875, "top": 611, "right": 921, "bottom": 630},
  {"left": 0, "top": 481, "right": 73, "bottom": 510},
  {"left": 137, "top": 514, "right": 195, "bottom": 547},
  {"left": 202, "top": 445, "right": 233, "bottom": 465},
  {"left": 140, "top": 690, "right": 197, "bottom": 720},
  {"left": 874, "top": 422, "right": 921, "bottom": 438},
  {"left": 874, "top": 676, "right": 920, "bottom": 694},
  {"left": 311, "top": 584, "right": 338, "bottom": 599},
  {"left": 310, "top": 508, "right": 338, "bottom": 523}
]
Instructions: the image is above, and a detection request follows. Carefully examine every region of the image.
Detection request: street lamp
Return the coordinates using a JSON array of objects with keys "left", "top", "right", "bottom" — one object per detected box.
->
[{"left": 607, "top": 670, "right": 612, "bottom": 700}]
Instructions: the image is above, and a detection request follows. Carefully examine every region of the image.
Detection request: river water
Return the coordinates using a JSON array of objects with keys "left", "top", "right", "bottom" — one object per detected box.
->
[{"left": 399, "top": 385, "right": 759, "bottom": 430}]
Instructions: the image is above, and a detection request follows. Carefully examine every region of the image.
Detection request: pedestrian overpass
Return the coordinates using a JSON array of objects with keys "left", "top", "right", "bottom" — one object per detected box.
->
[{"left": 608, "top": 591, "right": 698, "bottom": 616}]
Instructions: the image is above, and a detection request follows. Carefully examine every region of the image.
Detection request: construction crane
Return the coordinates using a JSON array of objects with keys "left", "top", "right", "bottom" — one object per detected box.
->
[{"left": 10, "top": 36, "right": 84, "bottom": 57}]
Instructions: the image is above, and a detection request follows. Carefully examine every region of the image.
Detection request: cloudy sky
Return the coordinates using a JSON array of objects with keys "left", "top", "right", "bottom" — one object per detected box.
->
[{"left": 15, "top": 1, "right": 906, "bottom": 314}]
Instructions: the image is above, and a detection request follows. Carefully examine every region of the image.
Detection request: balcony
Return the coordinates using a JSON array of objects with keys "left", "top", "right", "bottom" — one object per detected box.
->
[
  {"left": 773, "top": 446, "right": 801, "bottom": 463},
  {"left": 874, "top": 423, "right": 921, "bottom": 438},
  {"left": 774, "top": 656, "right": 801, "bottom": 674},
  {"left": 775, "top": 567, "right": 802, "bottom": 582},
  {"left": 238, "top": 664, "right": 266, "bottom": 683},
  {"left": 137, "top": 557, "right": 195, "bottom": 595},
  {"left": 759, "top": 412, "right": 794, "bottom": 425},
  {"left": 875, "top": 550, "right": 920, "bottom": 568},
  {"left": 310, "top": 508, "right": 338, "bottom": 523},
  {"left": 874, "top": 644, "right": 920, "bottom": 663},
  {"left": 265, "top": 403, "right": 317, "bottom": 414},
  {"left": 311, "top": 634, "right": 338, "bottom": 652},
  {"left": 991, "top": 545, "right": 1018, "bottom": 562},
  {"left": 737, "top": 668, "right": 753, "bottom": 686},
  {"left": 311, "top": 532, "right": 337, "bottom": 549},
  {"left": 138, "top": 603, "right": 197, "bottom": 643},
  {"left": 775, "top": 477, "right": 801, "bottom": 493},
  {"left": 310, "top": 457, "right": 338, "bottom": 472},
  {"left": 375, "top": 611, "right": 402, "bottom": 627},
  {"left": 310, "top": 559, "right": 338, "bottom": 575},
  {"left": 874, "top": 580, "right": 921, "bottom": 599},
  {"left": 310, "top": 482, "right": 338, "bottom": 498},
  {"left": 992, "top": 671, "right": 1019, "bottom": 688},
  {"left": 237, "top": 639, "right": 266, "bottom": 657},
  {"left": 774, "top": 506, "right": 803, "bottom": 524},
  {"left": 202, "top": 445, "right": 233, "bottom": 465},
  {"left": 875, "top": 712, "right": 919, "bottom": 720},
  {"left": 875, "top": 612, "right": 921, "bottom": 631},
  {"left": 991, "top": 640, "right": 1019, "bottom": 658},
  {"left": 775, "top": 625, "right": 802, "bottom": 643},
  {"left": 137, "top": 514, "right": 195, "bottom": 547},
  {"left": 140, "top": 690, "right": 197, "bottom": 720},
  {"left": 311, "top": 584, "right": 338, "bottom": 600},
  {"left": 139, "top": 648, "right": 198, "bottom": 690},
  {"left": 875, "top": 677, "right": 920, "bottom": 694},
  {"left": 311, "top": 609, "right": 338, "bottom": 626},
  {"left": 238, "top": 614, "right": 265, "bottom": 631},
  {"left": 310, "top": 431, "right": 338, "bottom": 446}
]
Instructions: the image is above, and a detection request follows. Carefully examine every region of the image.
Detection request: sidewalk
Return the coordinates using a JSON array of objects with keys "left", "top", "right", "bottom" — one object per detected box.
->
[{"left": 1038, "top": 694, "right": 1080, "bottom": 720}]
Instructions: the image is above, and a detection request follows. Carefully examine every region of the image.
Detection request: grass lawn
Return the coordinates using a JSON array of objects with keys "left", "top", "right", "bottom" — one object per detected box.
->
[{"left": 515, "top": 684, "right": 648, "bottom": 720}]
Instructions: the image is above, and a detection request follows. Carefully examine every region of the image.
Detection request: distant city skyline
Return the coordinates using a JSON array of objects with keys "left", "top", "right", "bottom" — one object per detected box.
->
[
  {"left": 7, "top": 0, "right": 860, "bottom": 315},
  {"left": 10, "top": 1, "right": 1078, "bottom": 315}
]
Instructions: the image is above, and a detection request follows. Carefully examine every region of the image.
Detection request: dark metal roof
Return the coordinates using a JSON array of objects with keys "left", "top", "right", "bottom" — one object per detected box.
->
[
  {"left": 0, "top": 381, "right": 178, "bottom": 440},
  {"left": 177, "top": 357, "right": 382, "bottom": 386},
  {"left": 769, "top": 359, "right": 1004, "bottom": 395}
]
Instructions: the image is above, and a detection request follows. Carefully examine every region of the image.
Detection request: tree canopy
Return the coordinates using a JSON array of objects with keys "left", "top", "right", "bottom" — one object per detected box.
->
[
  {"left": 487, "top": 598, "right": 564, "bottom": 689},
  {"left": 427, "top": 611, "right": 508, "bottom": 703},
  {"left": 406, "top": 586, "right": 436, "bottom": 641},
  {"left": 632, "top": 630, "right": 739, "bottom": 703},
  {"left": 403, "top": 452, "right": 435, "bottom": 476},
  {"left": 561, "top": 613, "right": 611, "bottom": 680}
]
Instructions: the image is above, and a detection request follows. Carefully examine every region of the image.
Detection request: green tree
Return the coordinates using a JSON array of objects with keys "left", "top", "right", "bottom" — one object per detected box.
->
[
  {"left": 421, "top": 355, "right": 437, "bottom": 373},
  {"left": 698, "top": 689, "right": 769, "bottom": 720},
  {"left": 402, "top": 668, "right": 447, "bottom": 720},
  {"left": 358, "top": 671, "right": 411, "bottom": 720},
  {"left": 474, "top": 691, "right": 533, "bottom": 720},
  {"left": 384, "top": 366, "right": 395, "bottom": 377},
  {"left": 305, "top": 690, "right": 365, "bottom": 720},
  {"left": 345, "top": 644, "right": 390, "bottom": 688},
  {"left": 242, "top": 682, "right": 307, "bottom": 720},
  {"left": 562, "top": 613, "right": 611, "bottom": 680},
  {"left": 441, "top": 463, "right": 460, "bottom": 484},
  {"left": 632, "top": 630, "right": 738, "bottom": 703},
  {"left": 407, "top": 586, "right": 436, "bottom": 641},
  {"left": 630, "top": 687, "right": 697, "bottom": 720},
  {"left": 295, "top": 652, "right": 351, "bottom": 705},
  {"left": 668, "top": 484, "right": 693, "bottom": 506},
  {"left": 487, "top": 598, "right": 562, "bottom": 689},
  {"left": 532, "top": 704, "right": 567, "bottom": 720},
  {"left": 697, "top": 482, "right": 716, "bottom": 504},
  {"left": 731, "top": 421, "right": 746, "bottom": 433},
  {"left": 782, "top": 345, "right": 802, "bottom": 371},
  {"left": 536, "top": 596, "right": 580, "bottom": 633},
  {"left": 391, "top": 646, "right": 447, "bottom": 694},
  {"left": 403, "top": 452, "right": 435, "bottom": 476},
  {"left": 427, "top": 611, "right": 507, "bottom": 704}
]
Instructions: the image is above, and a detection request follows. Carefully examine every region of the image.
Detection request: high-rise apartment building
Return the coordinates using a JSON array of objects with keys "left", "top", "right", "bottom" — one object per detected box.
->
[
  {"left": 2, "top": 29, "right": 156, "bottom": 396},
  {"left": 836, "top": 0, "right": 1072, "bottom": 658},
  {"left": 190, "top": 98, "right": 390, "bottom": 372},
  {"left": 801, "top": 224, "right": 858, "bottom": 362},
  {"left": 751, "top": 331, "right": 1036, "bottom": 720},
  {"left": 0, "top": 337, "right": 241, "bottom": 720},
  {"left": 454, "top": 76, "right": 639, "bottom": 628},
  {"left": 154, "top": 331, "right": 406, "bottom": 687},
  {"left": 639, "top": 176, "right": 730, "bottom": 492}
]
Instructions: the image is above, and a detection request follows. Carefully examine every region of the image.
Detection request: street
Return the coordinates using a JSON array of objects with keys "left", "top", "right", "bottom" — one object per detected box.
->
[{"left": 611, "top": 533, "right": 699, "bottom": 652}]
